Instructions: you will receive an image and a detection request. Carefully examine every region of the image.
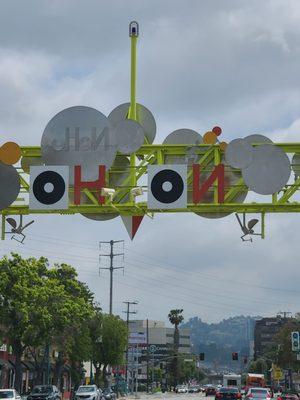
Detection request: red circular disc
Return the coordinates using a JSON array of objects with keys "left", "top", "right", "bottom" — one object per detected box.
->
[{"left": 212, "top": 126, "right": 222, "bottom": 136}]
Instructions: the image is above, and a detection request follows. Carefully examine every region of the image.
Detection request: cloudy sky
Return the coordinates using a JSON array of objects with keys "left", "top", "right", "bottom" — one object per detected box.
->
[{"left": 1, "top": 0, "right": 300, "bottom": 324}]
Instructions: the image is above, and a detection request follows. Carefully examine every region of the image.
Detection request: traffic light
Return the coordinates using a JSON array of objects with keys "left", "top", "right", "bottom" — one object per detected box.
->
[
  {"left": 199, "top": 353, "right": 205, "bottom": 361},
  {"left": 232, "top": 352, "right": 238, "bottom": 361},
  {"left": 291, "top": 331, "right": 300, "bottom": 351}
]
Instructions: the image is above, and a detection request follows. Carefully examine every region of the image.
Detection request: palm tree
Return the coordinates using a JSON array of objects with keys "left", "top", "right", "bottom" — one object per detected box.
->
[{"left": 168, "top": 309, "right": 184, "bottom": 386}]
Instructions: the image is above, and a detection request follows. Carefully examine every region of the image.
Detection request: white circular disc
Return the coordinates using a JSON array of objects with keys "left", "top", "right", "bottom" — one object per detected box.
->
[
  {"left": 163, "top": 129, "right": 203, "bottom": 165},
  {"left": 225, "top": 138, "right": 254, "bottom": 169},
  {"left": 292, "top": 153, "right": 300, "bottom": 177},
  {"left": 242, "top": 145, "right": 291, "bottom": 195},
  {"left": 244, "top": 134, "right": 273, "bottom": 146},
  {"left": 108, "top": 103, "right": 156, "bottom": 144},
  {"left": 115, "top": 119, "right": 145, "bottom": 154},
  {"left": 41, "top": 106, "right": 116, "bottom": 184}
]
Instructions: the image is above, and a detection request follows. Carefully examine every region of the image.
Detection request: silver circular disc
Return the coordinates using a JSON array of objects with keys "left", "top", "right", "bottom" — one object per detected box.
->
[
  {"left": 41, "top": 106, "right": 116, "bottom": 184},
  {"left": 292, "top": 153, "right": 300, "bottom": 177},
  {"left": 225, "top": 138, "right": 254, "bottom": 169},
  {"left": 115, "top": 119, "right": 145, "bottom": 154},
  {"left": 108, "top": 103, "right": 156, "bottom": 144},
  {"left": 242, "top": 145, "right": 291, "bottom": 195},
  {"left": 81, "top": 155, "right": 130, "bottom": 221},
  {"left": 163, "top": 129, "right": 203, "bottom": 165},
  {"left": 0, "top": 162, "right": 20, "bottom": 210},
  {"left": 244, "top": 134, "right": 273, "bottom": 146}
]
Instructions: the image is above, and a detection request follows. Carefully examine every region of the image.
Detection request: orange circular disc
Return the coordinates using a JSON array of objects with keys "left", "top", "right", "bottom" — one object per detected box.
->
[
  {"left": 203, "top": 131, "right": 217, "bottom": 145},
  {"left": 0, "top": 142, "right": 22, "bottom": 165},
  {"left": 219, "top": 141, "right": 228, "bottom": 151}
]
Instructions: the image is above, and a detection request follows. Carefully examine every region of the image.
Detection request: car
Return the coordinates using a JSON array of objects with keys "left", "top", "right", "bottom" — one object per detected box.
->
[
  {"left": 188, "top": 386, "right": 201, "bottom": 393},
  {"left": 206, "top": 387, "right": 217, "bottom": 397},
  {"left": 245, "top": 388, "right": 271, "bottom": 400},
  {"left": 75, "top": 386, "right": 101, "bottom": 400},
  {"left": 175, "top": 385, "right": 188, "bottom": 393},
  {"left": 28, "top": 386, "right": 61, "bottom": 400},
  {"left": 278, "top": 394, "right": 299, "bottom": 400},
  {"left": 215, "top": 387, "right": 242, "bottom": 400},
  {"left": 0, "top": 390, "right": 21, "bottom": 400},
  {"left": 102, "top": 389, "right": 116, "bottom": 400}
]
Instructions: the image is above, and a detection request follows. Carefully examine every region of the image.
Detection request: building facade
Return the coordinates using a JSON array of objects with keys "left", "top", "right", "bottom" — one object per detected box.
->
[
  {"left": 128, "top": 320, "right": 191, "bottom": 386},
  {"left": 254, "top": 316, "right": 290, "bottom": 360}
]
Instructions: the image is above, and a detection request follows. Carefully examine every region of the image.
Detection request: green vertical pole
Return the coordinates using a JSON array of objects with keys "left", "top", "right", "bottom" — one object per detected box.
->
[{"left": 128, "top": 22, "right": 138, "bottom": 122}]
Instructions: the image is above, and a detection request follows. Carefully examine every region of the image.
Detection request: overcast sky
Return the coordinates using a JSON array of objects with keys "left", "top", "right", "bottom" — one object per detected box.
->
[{"left": 1, "top": 0, "right": 300, "bottom": 324}]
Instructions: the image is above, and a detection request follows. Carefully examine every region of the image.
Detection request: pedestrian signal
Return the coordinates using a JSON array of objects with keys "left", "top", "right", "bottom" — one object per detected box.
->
[
  {"left": 291, "top": 331, "right": 300, "bottom": 352},
  {"left": 232, "top": 352, "right": 238, "bottom": 361}
]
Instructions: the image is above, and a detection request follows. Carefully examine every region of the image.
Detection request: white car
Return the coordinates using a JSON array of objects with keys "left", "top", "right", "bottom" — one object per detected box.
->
[
  {"left": 75, "top": 385, "right": 101, "bottom": 400},
  {"left": 176, "top": 385, "right": 188, "bottom": 393},
  {"left": 0, "top": 390, "right": 21, "bottom": 400}
]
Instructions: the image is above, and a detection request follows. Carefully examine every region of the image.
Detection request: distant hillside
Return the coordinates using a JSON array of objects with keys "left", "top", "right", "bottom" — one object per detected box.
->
[{"left": 181, "top": 315, "right": 260, "bottom": 372}]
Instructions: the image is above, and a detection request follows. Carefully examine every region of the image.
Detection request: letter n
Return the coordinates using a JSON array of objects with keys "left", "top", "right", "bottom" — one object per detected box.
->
[
  {"left": 74, "top": 165, "right": 106, "bottom": 205},
  {"left": 193, "top": 164, "right": 225, "bottom": 203}
]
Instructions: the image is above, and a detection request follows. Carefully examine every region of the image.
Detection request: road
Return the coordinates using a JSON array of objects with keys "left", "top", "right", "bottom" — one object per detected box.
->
[{"left": 125, "top": 393, "right": 212, "bottom": 400}]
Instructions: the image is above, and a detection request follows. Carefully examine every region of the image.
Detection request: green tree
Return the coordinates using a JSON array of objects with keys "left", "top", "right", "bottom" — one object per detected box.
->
[
  {"left": 273, "top": 319, "right": 300, "bottom": 370},
  {"left": 168, "top": 309, "right": 184, "bottom": 386},
  {"left": 90, "top": 313, "right": 128, "bottom": 387},
  {"left": 0, "top": 254, "right": 95, "bottom": 392}
]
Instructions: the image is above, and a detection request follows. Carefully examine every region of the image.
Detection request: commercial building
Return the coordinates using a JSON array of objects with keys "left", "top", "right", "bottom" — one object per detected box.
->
[
  {"left": 254, "top": 316, "right": 290, "bottom": 360},
  {"left": 128, "top": 320, "right": 191, "bottom": 386}
]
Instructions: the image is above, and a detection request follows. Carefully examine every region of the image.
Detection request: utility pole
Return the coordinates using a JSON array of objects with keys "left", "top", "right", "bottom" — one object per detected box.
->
[
  {"left": 146, "top": 319, "right": 149, "bottom": 393},
  {"left": 99, "top": 240, "right": 124, "bottom": 315},
  {"left": 123, "top": 301, "right": 138, "bottom": 384}
]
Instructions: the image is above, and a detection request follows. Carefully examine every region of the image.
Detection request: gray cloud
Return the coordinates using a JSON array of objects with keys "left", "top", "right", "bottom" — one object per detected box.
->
[{"left": 0, "top": 0, "right": 300, "bottom": 323}]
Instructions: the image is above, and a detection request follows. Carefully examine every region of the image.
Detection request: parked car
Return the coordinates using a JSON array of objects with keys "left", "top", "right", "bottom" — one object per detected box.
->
[
  {"left": 245, "top": 388, "right": 271, "bottom": 400},
  {"left": 75, "top": 386, "right": 101, "bottom": 400},
  {"left": 102, "top": 389, "right": 116, "bottom": 400},
  {"left": 278, "top": 393, "right": 299, "bottom": 400},
  {"left": 28, "top": 386, "right": 61, "bottom": 400},
  {"left": 189, "top": 385, "right": 201, "bottom": 393},
  {"left": 0, "top": 390, "right": 21, "bottom": 400},
  {"left": 175, "top": 385, "right": 188, "bottom": 393},
  {"left": 215, "top": 387, "right": 241, "bottom": 400},
  {"left": 206, "top": 387, "right": 217, "bottom": 396}
]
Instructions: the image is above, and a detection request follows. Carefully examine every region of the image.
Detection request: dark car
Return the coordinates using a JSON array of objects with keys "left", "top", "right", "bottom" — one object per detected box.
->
[
  {"left": 102, "top": 389, "right": 116, "bottom": 400},
  {"left": 27, "top": 386, "right": 61, "bottom": 400},
  {"left": 215, "top": 387, "right": 241, "bottom": 400},
  {"left": 206, "top": 387, "right": 217, "bottom": 396}
]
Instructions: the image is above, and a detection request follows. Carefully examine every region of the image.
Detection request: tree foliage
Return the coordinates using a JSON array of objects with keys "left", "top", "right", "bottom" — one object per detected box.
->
[{"left": 0, "top": 254, "right": 94, "bottom": 391}]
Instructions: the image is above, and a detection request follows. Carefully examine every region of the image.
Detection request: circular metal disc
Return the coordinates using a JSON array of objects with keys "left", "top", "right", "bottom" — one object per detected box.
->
[
  {"left": 242, "top": 145, "right": 291, "bottom": 195},
  {"left": 115, "top": 119, "right": 145, "bottom": 154},
  {"left": 81, "top": 155, "right": 130, "bottom": 221},
  {"left": 0, "top": 162, "right": 20, "bottom": 210},
  {"left": 292, "top": 153, "right": 300, "bottom": 177},
  {"left": 108, "top": 103, "right": 156, "bottom": 144},
  {"left": 163, "top": 129, "right": 203, "bottom": 165},
  {"left": 41, "top": 106, "right": 116, "bottom": 184},
  {"left": 244, "top": 134, "right": 273, "bottom": 146},
  {"left": 225, "top": 138, "right": 254, "bottom": 169}
]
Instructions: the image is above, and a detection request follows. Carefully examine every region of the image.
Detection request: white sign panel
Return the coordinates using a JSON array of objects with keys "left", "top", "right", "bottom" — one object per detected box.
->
[
  {"left": 30, "top": 166, "right": 69, "bottom": 210},
  {"left": 148, "top": 165, "right": 187, "bottom": 209}
]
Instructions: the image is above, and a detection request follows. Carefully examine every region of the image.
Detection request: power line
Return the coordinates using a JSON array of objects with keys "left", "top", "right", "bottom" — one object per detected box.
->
[{"left": 99, "top": 240, "right": 124, "bottom": 315}]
